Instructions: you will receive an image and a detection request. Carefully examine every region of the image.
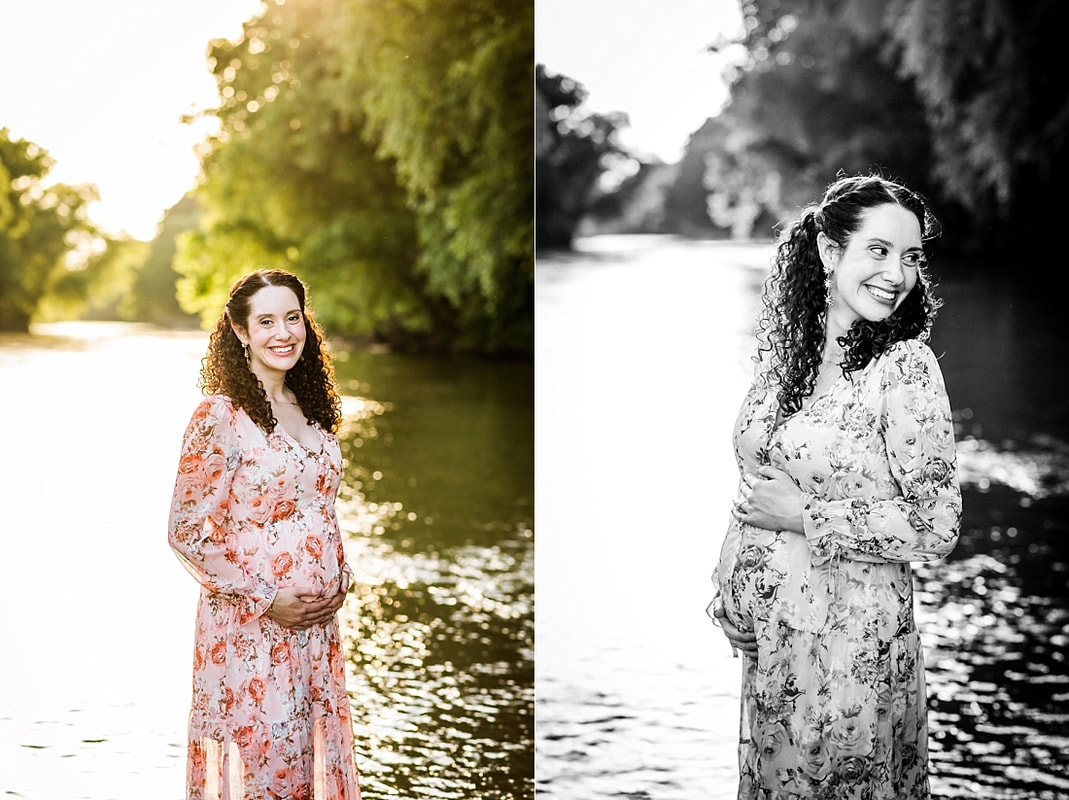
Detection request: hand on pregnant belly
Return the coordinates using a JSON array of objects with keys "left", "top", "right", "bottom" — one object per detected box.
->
[
  {"left": 738, "top": 466, "right": 805, "bottom": 534},
  {"left": 711, "top": 598, "right": 758, "bottom": 659},
  {"left": 265, "top": 566, "right": 352, "bottom": 630}
]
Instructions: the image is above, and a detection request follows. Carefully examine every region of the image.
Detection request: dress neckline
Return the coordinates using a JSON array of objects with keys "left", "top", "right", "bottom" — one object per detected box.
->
[
  {"left": 769, "top": 368, "right": 849, "bottom": 436},
  {"left": 277, "top": 421, "right": 324, "bottom": 457}
]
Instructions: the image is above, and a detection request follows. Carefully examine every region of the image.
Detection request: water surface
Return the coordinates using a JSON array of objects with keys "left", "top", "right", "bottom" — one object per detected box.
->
[
  {"left": 535, "top": 235, "right": 1069, "bottom": 798},
  {"left": 0, "top": 322, "right": 533, "bottom": 799}
]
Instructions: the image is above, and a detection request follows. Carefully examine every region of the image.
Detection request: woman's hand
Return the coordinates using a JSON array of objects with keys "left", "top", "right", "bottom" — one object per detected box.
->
[
  {"left": 738, "top": 466, "right": 805, "bottom": 534},
  {"left": 265, "top": 569, "right": 352, "bottom": 630},
  {"left": 711, "top": 601, "right": 758, "bottom": 660}
]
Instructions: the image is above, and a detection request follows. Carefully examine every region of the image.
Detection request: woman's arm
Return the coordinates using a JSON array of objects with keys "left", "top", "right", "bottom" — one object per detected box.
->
[
  {"left": 167, "top": 396, "right": 278, "bottom": 623},
  {"left": 802, "top": 341, "right": 962, "bottom": 564}
]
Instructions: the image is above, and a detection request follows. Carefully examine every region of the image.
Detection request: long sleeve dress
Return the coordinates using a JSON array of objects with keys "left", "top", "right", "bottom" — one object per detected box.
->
[
  {"left": 169, "top": 395, "right": 361, "bottom": 800},
  {"left": 710, "top": 339, "right": 961, "bottom": 799}
]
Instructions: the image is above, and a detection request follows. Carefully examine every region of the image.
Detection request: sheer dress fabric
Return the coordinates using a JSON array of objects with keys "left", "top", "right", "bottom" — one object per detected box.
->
[
  {"left": 169, "top": 395, "right": 360, "bottom": 800},
  {"left": 710, "top": 340, "right": 961, "bottom": 799}
]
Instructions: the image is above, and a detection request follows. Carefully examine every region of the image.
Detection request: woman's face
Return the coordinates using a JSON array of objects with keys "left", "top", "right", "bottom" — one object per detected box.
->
[
  {"left": 821, "top": 203, "right": 923, "bottom": 332},
  {"left": 233, "top": 284, "right": 307, "bottom": 377}
]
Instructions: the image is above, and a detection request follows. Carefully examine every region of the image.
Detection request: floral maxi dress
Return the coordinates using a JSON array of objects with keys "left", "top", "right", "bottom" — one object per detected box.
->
[
  {"left": 711, "top": 340, "right": 961, "bottom": 799},
  {"left": 169, "top": 395, "right": 361, "bottom": 800}
]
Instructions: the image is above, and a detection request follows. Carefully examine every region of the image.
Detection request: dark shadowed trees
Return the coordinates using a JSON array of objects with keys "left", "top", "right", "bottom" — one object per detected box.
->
[{"left": 535, "top": 64, "right": 630, "bottom": 251}]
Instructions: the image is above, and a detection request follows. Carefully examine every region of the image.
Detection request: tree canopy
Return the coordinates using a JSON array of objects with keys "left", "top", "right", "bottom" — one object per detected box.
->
[
  {"left": 120, "top": 194, "right": 199, "bottom": 326},
  {"left": 535, "top": 65, "right": 630, "bottom": 250},
  {"left": 176, "top": 0, "right": 533, "bottom": 354},
  {"left": 692, "top": 0, "right": 1069, "bottom": 263},
  {"left": 546, "top": 0, "right": 1068, "bottom": 276},
  {"left": 0, "top": 128, "right": 102, "bottom": 332}
]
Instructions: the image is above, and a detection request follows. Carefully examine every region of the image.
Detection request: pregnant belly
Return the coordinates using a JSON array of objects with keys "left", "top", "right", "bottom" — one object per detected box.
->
[
  {"left": 261, "top": 526, "right": 343, "bottom": 594},
  {"left": 723, "top": 527, "right": 813, "bottom": 633}
]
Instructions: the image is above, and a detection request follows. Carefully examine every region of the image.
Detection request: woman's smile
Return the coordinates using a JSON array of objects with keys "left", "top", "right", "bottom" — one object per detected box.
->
[{"left": 864, "top": 284, "right": 897, "bottom": 304}]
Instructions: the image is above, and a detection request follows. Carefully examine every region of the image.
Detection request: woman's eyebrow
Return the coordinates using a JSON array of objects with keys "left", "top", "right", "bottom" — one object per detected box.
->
[{"left": 867, "top": 236, "right": 923, "bottom": 251}]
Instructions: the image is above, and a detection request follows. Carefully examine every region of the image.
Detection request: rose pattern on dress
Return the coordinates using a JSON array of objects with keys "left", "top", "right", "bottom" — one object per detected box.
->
[
  {"left": 169, "top": 395, "right": 360, "bottom": 799},
  {"left": 710, "top": 340, "right": 961, "bottom": 799}
]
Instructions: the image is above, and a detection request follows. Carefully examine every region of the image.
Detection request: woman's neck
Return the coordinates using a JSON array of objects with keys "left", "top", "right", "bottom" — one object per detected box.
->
[{"left": 252, "top": 366, "right": 291, "bottom": 403}]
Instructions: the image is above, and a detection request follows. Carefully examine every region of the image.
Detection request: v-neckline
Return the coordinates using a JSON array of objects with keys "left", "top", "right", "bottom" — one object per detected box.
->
[
  {"left": 769, "top": 368, "right": 849, "bottom": 437},
  {"left": 277, "top": 421, "right": 323, "bottom": 457}
]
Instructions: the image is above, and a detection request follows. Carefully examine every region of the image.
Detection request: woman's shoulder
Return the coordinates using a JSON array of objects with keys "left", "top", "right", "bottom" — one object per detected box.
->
[
  {"left": 882, "top": 338, "right": 939, "bottom": 365},
  {"left": 187, "top": 394, "right": 249, "bottom": 432},
  {"left": 877, "top": 339, "right": 946, "bottom": 388},
  {"left": 190, "top": 393, "right": 234, "bottom": 417}
]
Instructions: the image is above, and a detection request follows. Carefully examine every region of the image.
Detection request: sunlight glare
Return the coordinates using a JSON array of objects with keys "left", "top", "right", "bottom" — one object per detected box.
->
[{"left": 1, "top": 0, "right": 263, "bottom": 240}]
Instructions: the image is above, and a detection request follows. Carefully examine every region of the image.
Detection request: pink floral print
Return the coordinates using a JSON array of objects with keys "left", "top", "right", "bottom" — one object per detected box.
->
[
  {"left": 712, "top": 340, "right": 961, "bottom": 798},
  {"left": 169, "top": 395, "right": 360, "bottom": 799}
]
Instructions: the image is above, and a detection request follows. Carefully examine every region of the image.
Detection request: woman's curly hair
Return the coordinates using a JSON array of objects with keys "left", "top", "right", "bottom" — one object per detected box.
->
[
  {"left": 756, "top": 174, "right": 943, "bottom": 418},
  {"left": 199, "top": 269, "right": 342, "bottom": 433}
]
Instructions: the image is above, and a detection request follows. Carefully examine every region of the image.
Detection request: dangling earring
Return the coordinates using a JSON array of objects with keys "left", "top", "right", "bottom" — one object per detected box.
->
[
  {"left": 824, "top": 270, "right": 834, "bottom": 307},
  {"left": 242, "top": 342, "right": 250, "bottom": 365}
]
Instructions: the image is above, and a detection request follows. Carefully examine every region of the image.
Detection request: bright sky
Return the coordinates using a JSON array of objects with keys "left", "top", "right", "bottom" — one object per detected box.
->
[
  {"left": 1, "top": 0, "right": 263, "bottom": 240},
  {"left": 535, "top": 0, "right": 744, "bottom": 163},
  {"left": 1, "top": 1, "right": 742, "bottom": 240}
]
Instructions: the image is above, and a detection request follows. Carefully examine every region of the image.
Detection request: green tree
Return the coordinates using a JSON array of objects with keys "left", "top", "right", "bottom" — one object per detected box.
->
[
  {"left": 177, "top": 0, "right": 533, "bottom": 354},
  {"left": 44, "top": 234, "right": 147, "bottom": 323},
  {"left": 120, "top": 194, "right": 200, "bottom": 325},
  {"left": 0, "top": 128, "right": 101, "bottom": 331},
  {"left": 345, "top": 0, "right": 534, "bottom": 352},
  {"left": 176, "top": 0, "right": 424, "bottom": 343}
]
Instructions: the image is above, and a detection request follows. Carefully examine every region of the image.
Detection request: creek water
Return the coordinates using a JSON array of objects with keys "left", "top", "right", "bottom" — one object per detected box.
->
[
  {"left": 0, "top": 322, "right": 533, "bottom": 799},
  {"left": 535, "top": 235, "right": 1069, "bottom": 799}
]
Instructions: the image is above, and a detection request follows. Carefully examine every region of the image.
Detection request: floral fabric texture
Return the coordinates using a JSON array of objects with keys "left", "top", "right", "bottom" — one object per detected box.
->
[
  {"left": 711, "top": 340, "right": 961, "bottom": 799},
  {"left": 169, "top": 395, "right": 360, "bottom": 800}
]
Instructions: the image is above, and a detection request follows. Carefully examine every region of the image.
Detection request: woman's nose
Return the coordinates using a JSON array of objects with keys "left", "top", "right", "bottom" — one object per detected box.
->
[{"left": 884, "top": 258, "right": 906, "bottom": 286}]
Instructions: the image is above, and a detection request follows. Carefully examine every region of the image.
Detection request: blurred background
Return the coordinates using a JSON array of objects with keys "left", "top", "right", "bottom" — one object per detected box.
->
[
  {"left": 1, "top": 1, "right": 532, "bottom": 798},
  {"left": 536, "top": 0, "right": 1068, "bottom": 798}
]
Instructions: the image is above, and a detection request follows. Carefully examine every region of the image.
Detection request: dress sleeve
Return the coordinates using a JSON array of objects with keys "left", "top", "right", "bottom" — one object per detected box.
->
[
  {"left": 801, "top": 341, "right": 961, "bottom": 564},
  {"left": 168, "top": 396, "right": 277, "bottom": 622}
]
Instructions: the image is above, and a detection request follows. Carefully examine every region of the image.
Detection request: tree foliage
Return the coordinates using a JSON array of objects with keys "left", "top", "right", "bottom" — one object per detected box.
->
[
  {"left": 681, "top": 0, "right": 1069, "bottom": 261},
  {"left": 535, "top": 65, "right": 629, "bottom": 250},
  {"left": 177, "top": 0, "right": 533, "bottom": 354},
  {"left": 0, "top": 128, "right": 101, "bottom": 332},
  {"left": 345, "top": 0, "right": 534, "bottom": 352},
  {"left": 696, "top": 0, "right": 933, "bottom": 238},
  {"left": 885, "top": 0, "right": 1069, "bottom": 248},
  {"left": 118, "top": 194, "right": 200, "bottom": 325}
]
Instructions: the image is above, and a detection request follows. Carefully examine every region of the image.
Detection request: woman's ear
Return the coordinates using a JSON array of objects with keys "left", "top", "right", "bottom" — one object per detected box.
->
[
  {"left": 231, "top": 323, "right": 248, "bottom": 346},
  {"left": 816, "top": 232, "right": 840, "bottom": 271}
]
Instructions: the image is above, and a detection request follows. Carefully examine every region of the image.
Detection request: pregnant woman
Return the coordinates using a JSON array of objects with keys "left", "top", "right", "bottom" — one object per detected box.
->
[
  {"left": 169, "top": 269, "right": 360, "bottom": 799},
  {"left": 709, "top": 175, "right": 961, "bottom": 798}
]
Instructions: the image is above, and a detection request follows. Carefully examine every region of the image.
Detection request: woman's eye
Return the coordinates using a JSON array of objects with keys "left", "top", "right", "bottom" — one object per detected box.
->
[
  {"left": 869, "top": 245, "right": 888, "bottom": 258},
  {"left": 902, "top": 252, "right": 924, "bottom": 268}
]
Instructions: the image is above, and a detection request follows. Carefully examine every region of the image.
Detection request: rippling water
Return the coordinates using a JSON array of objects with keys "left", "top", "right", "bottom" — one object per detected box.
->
[
  {"left": 535, "top": 236, "right": 1069, "bottom": 798},
  {"left": 332, "top": 351, "right": 534, "bottom": 799},
  {"left": 0, "top": 323, "right": 532, "bottom": 799}
]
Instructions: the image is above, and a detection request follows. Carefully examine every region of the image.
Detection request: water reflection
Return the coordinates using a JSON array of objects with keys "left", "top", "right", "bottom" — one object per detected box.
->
[
  {"left": 332, "top": 351, "right": 534, "bottom": 799},
  {"left": 0, "top": 323, "right": 532, "bottom": 800},
  {"left": 535, "top": 236, "right": 1068, "bottom": 799}
]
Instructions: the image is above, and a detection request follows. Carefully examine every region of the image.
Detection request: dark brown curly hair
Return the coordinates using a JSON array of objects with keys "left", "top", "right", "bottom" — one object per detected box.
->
[
  {"left": 756, "top": 174, "right": 943, "bottom": 418},
  {"left": 198, "top": 269, "right": 342, "bottom": 433}
]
